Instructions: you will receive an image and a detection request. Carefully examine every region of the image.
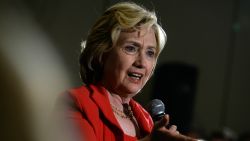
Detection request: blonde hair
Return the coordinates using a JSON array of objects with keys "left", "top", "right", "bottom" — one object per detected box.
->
[{"left": 79, "top": 2, "right": 167, "bottom": 84}]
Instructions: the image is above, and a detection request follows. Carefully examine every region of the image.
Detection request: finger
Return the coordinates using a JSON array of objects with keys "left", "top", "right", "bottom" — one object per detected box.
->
[
  {"left": 163, "top": 114, "right": 170, "bottom": 125},
  {"left": 154, "top": 114, "right": 169, "bottom": 129},
  {"left": 169, "top": 125, "right": 180, "bottom": 135},
  {"left": 169, "top": 125, "right": 177, "bottom": 132}
]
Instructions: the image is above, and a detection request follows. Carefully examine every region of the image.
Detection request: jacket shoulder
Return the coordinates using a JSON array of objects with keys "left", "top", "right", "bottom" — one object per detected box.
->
[{"left": 66, "top": 85, "right": 98, "bottom": 113}]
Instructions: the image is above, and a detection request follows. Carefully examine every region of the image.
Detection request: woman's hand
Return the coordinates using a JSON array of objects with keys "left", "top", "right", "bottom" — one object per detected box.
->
[{"left": 140, "top": 115, "right": 197, "bottom": 141}]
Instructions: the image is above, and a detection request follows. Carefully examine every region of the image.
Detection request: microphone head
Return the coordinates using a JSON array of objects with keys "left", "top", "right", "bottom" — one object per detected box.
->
[{"left": 146, "top": 99, "right": 165, "bottom": 121}]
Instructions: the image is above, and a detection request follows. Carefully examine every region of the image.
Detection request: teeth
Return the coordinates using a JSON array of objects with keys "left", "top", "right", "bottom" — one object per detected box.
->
[
  {"left": 128, "top": 73, "right": 142, "bottom": 79},
  {"left": 132, "top": 73, "right": 141, "bottom": 77}
]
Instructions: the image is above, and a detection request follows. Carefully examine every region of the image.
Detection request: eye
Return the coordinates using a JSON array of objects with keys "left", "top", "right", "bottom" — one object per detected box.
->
[
  {"left": 146, "top": 49, "right": 156, "bottom": 58},
  {"left": 122, "top": 45, "right": 138, "bottom": 55}
]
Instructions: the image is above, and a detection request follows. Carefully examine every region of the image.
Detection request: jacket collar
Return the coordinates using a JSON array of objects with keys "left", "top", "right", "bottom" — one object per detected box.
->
[
  {"left": 89, "top": 84, "right": 152, "bottom": 137},
  {"left": 89, "top": 84, "right": 123, "bottom": 130}
]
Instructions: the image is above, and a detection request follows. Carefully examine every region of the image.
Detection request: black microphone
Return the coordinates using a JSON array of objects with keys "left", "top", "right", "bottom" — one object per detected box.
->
[
  {"left": 146, "top": 99, "right": 203, "bottom": 141},
  {"left": 146, "top": 99, "right": 166, "bottom": 122}
]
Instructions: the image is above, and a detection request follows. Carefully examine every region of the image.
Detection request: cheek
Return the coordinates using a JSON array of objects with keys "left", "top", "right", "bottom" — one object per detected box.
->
[
  {"left": 111, "top": 54, "right": 131, "bottom": 76},
  {"left": 146, "top": 61, "right": 156, "bottom": 77}
]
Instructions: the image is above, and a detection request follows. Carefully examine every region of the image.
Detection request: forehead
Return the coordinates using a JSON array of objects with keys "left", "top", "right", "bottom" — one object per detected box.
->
[{"left": 117, "top": 27, "right": 157, "bottom": 47}]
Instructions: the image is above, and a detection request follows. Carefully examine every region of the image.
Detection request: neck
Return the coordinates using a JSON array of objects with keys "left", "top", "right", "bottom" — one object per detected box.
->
[
  {"left": 100, "top": 80, "right": 135, "bottom": 104},
  {"left": 110, "top": 93, "right": 131, "bottom": 104},
  {"left": 106, "top": 90, "right": 131, "bottom": 110}
]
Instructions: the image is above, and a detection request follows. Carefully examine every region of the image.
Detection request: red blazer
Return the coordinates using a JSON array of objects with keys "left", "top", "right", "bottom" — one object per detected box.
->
[{"left": 61, "top": 84, "right": 154, "bottom": 141}]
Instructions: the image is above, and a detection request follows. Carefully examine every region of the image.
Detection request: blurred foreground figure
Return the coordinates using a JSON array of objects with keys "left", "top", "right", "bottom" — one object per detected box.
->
[{"left": 0, "top": 2, "right": 72, "bottom": 141}]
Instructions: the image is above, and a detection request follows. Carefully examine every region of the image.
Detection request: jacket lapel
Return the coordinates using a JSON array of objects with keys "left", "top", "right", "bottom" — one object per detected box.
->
[
  {"left": 89, "top": 84, "right": 153, "bottom": 139},
  {"left": 89, "top": 84, "right": 123, "bottom": 131},
  {"left": 130, "top": 99, "right": 153, "bottom": 136}
]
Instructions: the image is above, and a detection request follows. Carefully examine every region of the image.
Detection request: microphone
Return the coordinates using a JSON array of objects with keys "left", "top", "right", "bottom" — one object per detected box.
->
[
  {"left": 146, "top": 99, "right": 166, "bottom": 122},
  {"left": 146, "top": 99, "right": 203, "bottom": 141}
]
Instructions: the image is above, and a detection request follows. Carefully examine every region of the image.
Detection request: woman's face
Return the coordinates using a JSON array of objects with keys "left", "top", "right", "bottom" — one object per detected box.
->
[{"left": 102, "top": 27, "right": 158, "bottom": 97}]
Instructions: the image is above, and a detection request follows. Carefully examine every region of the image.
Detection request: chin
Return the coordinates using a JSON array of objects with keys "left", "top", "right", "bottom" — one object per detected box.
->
[
  {"left": 125, "top": 86, "right": 143, "bottom": 95},
  {"left": 117, "top": 81, "right": 145, "bottom": 96}
]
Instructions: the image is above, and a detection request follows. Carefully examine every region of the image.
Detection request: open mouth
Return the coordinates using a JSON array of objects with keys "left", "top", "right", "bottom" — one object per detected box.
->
[{"left": 128, "top": 72, "right": 143, "bottom": 80}]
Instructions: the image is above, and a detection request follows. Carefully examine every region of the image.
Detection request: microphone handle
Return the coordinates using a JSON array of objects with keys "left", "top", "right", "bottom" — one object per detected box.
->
[
  {"left": 152, "top": 113, "right": 165, "bottom": 122},
  {"left": 152, "top": 114, "right": 198, "bottom": 141}
]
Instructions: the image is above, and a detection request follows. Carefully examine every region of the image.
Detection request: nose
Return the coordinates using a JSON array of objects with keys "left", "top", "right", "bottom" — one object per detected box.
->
[{"left": 133, "top": 52, "right": 146, "bottom": 69}]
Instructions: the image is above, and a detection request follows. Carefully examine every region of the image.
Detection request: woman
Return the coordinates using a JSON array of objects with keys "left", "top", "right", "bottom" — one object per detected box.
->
[{"left": 59, "top": 2, "right": 196, "bottom": 141}]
